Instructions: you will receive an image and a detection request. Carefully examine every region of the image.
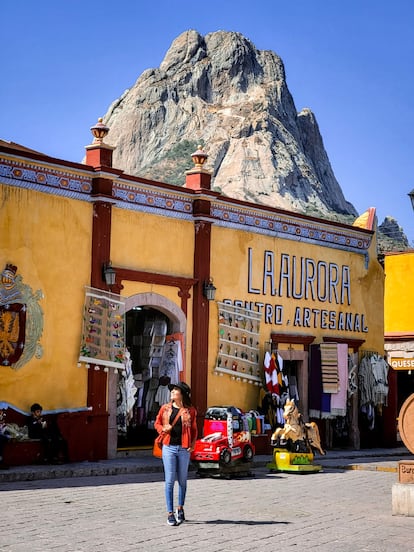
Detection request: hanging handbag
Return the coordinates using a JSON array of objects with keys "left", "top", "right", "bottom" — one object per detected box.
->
[{"left": 152, "top": 408, "right": 183, "bottom": 458}]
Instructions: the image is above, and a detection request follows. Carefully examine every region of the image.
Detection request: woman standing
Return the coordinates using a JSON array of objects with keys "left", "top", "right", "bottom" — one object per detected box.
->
[{"left": 154, "top": 382, "right": 197, "bottom": 526}]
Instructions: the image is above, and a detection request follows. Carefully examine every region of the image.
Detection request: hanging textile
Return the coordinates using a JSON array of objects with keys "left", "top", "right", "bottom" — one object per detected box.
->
[
  {"left": 167, "top": 333, "right": 185, "bottom": 379},
  {"left": 155, "top": 384, "right": 170, "bottom": 406},
  {"left": 263, "top": 351, "right": 292, "bottom": 427},
  {"left": 264, "top": 352, "right": 279, "bottom": 394},
  {"left": 320, "top": 342, "right": 339, "bottom": 393},
  {"left": 277, "top": 353, "right": 284, "bottom": 386},
  {"left": 348, "top": 353, "right": 358, "bottom": 397},
  {"left": 117, "top": 350, "right": 138, "bottom": 434},
  {"left": 321, "top": 393, "right": 332, "bottom": 418},
  {"left": 371, "top": 354, "right": 389, "bottom": 407},
  {"left": 358, "top": 351, "right": 390, "bottom": 431},
  {"left": 358, "top": 355, "right": 376, "bottom": 406},
  {"left": 358, "top": 353, "right": 389, "bottom": 409},
  {"left": 159, "top": 340, "right": 180, "bottom": 384},
  {"left": 309, "top": 344, "right": 335, "bottom": 419},
  {"left": 79, "top": 286, "right": 126, "bottom": 369},
  {"left": 331, "top": 344, "right": 348, "bottom": 416}
]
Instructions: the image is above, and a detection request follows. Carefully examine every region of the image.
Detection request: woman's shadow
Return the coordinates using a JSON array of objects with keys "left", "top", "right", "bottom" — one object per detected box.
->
[{"left": 188, "top": 519, "right": 290, "bottom": 526}]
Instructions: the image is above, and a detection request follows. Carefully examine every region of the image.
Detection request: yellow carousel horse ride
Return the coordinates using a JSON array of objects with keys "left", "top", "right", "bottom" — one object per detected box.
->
[{"left": 267, "top": 399, "right": 324, "bottom": 473}]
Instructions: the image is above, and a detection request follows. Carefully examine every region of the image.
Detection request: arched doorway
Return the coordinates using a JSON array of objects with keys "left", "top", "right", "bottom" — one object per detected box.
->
[
  {"left": 107, "top": 293, "right": 187, "bottom": 458},
  {"left": 125, "top": 292, "right": 186, "bottom": 334}
]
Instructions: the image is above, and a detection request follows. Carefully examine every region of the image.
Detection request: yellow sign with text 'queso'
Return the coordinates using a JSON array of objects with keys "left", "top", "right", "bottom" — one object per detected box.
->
[{"left": 391, "top": 358, "right": 414, "bottom": 370}]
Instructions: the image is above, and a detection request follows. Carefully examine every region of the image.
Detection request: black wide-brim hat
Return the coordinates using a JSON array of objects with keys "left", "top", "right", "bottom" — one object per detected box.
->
[{"left": 168, "top": 382, "right": 191, "bottom": 397}]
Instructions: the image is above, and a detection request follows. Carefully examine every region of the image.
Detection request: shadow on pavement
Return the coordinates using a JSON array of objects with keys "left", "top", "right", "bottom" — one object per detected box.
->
[{"left": 188, "top": 519, "right": 290, "bottom": 525}]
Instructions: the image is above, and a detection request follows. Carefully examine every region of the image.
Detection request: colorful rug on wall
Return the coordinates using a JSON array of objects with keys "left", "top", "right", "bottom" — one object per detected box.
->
[{"left": 78, "top": 286, "right": 126, "bottom": 369}]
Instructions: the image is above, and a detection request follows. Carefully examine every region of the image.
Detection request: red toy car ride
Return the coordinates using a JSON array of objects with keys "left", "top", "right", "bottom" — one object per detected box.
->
[{"left": 191, "top": 406, "right": 255, "bottom": 475}]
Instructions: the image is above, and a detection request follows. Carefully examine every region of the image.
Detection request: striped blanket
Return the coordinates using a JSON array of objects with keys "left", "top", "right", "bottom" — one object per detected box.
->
[{"left": 320, "top": 343, "right": 339, "bottom": 393}]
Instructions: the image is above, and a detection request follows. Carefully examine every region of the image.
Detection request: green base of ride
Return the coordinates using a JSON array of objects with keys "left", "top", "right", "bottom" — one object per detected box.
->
[{"left": 267, "top": 450, "right": 322, "bottom": 473}]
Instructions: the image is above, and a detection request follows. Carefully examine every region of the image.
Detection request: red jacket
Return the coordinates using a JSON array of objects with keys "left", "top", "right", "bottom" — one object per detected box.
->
[{"left": 154, "top": 403, "right": 198, "bottom": 449}]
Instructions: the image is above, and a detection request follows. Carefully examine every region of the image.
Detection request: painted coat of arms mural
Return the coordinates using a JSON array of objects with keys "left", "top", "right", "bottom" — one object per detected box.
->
[{"left": 0, "top": 264, "right": 44, "bottom": 369}]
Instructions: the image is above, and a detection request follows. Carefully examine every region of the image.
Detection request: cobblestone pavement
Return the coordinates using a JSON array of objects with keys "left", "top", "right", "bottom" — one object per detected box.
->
[{"left": 1, "top": 464, "right": 413, "bottom": 552}]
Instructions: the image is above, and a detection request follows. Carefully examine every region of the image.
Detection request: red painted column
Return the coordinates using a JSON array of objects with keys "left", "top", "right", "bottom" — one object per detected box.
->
[
  {"left": 185, "top": 154, "right": 214, "bottom": 429},
  {"left": 87, "top": 195, "right": 113, "bottom": 459},
  {"left": 84, "top": 122, "right": 116, "bottom": 460},
  {"left": 191, "top": 218, "right": 212, "bottom": 423}
]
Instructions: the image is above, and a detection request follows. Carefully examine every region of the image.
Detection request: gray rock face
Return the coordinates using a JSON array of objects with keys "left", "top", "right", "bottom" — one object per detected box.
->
[
  {"left": 378, "top": 216, "right": 409, "bottom": 251},
  {"left": 104, "top": 30, "right": 358, "bottom": 217}
]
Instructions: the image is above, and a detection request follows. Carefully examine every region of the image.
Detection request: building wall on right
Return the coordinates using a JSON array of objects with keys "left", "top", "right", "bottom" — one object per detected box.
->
[
  {"left": 384, "top": 250, "right": 414, "bottom": 444},
  {"left": 384, "top": 250, "right": 414, "bottom": 334}
]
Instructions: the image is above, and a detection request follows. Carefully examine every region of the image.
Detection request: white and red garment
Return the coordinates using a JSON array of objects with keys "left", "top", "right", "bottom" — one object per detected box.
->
[{"left": 264, "top": 351, "right": 280, "bottom": 395}]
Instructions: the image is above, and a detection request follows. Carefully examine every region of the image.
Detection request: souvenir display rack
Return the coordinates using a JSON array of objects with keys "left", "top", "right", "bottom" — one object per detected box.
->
[
  {"left": 79, "top": 286, "right": 126, "bottom": 370},
  {"left": 215, "top": 301, "right": 262, "bottom": 384}
]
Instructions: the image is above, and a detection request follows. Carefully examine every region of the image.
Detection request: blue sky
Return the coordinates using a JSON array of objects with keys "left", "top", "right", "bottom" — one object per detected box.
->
[{"left": 2, "top": 0, "right": 414, "bottom": 243}]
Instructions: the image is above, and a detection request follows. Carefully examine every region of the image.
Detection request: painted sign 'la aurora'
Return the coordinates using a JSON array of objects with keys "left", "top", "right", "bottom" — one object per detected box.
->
[
  {"left": 247, "top": 248, "right": 351, "bottom": 303},
  {"left": 225, "top": 248, "right": 369, "bottom": 333}
]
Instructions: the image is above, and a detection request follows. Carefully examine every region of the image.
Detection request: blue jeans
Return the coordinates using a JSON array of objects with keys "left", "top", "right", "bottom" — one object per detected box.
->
[{"left": 162, "top": 444, "right": 190, "bottom": 513}]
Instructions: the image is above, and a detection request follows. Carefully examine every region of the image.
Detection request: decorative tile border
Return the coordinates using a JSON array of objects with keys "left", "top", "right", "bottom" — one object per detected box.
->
[
  {"left": 211, "top": 201, "right": 372, "bottom": 254},
  {"left": 0, "top": 154, "right": 373, "bottom": 256},
  {"left": 113, "top": 180, "right": 193, "bottom": 219},
  {"left": 0, "top": 159, "right": 92, "bottom": 197}
]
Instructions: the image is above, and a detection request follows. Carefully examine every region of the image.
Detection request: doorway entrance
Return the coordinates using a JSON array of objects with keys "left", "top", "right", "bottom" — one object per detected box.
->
[
  {"left": 282, "top": 360, "right": 301, "bottom": 409},
  {"left": 117, "top": 306, "right": 172, "bottom": 448},
  {"left": 274, "top": 350, "right": 309, "bottom": 419},
  {"left": 107, "top": 292, "right": 187, "bottom": 455}
]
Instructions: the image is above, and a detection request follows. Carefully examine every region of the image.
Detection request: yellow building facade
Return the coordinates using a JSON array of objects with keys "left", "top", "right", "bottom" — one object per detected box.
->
[{"left": 0, "top": 130, "right": 386, "bottom": 461}]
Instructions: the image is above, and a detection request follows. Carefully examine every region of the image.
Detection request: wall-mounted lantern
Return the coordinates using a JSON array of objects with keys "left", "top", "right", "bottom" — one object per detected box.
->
[
  {"left": 103, "top": 261, "right": 116, "bottom": 287},
  {"left": 203, "top": 278, "right": 217, "bottom": 301}
]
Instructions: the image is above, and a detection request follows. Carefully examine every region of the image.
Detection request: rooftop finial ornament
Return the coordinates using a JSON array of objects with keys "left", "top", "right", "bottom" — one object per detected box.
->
[
  {"left": 90, "top": 117, "right": 109, "bottom": 144},
  {"left": 191, "top": 145, "right": 208, "bottom": 169},
  {"left": 185, "top": 143, "right": 211, "bottom": 190}
]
